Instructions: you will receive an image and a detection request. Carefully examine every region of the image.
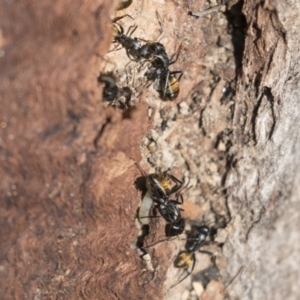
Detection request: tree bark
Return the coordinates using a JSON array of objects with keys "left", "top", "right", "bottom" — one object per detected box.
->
[
  {"left": 0, "top": 0, "right": 300, "bottom": 299},
  {"left": 223, "top": 1, "right": 300, "bottom": 299}
]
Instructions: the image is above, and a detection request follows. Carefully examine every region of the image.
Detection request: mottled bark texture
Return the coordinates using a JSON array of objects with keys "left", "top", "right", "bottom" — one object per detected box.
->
[
  {"left": 0, "top": 0, "right": 156, "bottom": 299},
  {"left": 0, "top": 0, "right": 300, "bottom": 299},
  {"left": 223, "top": 1, "right": 300, "bottom": 299}
]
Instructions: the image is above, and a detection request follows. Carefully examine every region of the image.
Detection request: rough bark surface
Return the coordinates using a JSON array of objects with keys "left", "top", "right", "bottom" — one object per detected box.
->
[
  {"left": 0, "top": 1, "right": 156, "bottom": 299},
  {"left": 0, "top": 0, "right": 300, "bottom": 299},
  {"left": 224, "top": 1, "right": 300, "bottom": 299}
]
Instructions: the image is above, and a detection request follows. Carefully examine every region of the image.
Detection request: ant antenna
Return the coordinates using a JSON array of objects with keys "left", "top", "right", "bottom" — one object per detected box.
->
[
  {"left": 169, "top": 44, "right": 182, "bottom": 66},
  {"left": 112, "top": 14, "right": 134, "bottom": 24},
  {"left": 135, "top": 162, "right": 147, "bottom": 177},
  {"left": 154, "top": 11, "right": 164, "bottom": 41}
]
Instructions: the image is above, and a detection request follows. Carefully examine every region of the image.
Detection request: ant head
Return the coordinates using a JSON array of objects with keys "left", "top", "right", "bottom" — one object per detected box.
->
[
  {"left": 190, "top": 213, "right": 226, "bottom": 240},
  {"left": 112, "top": 22, "right": 124, "bottom": 38},
  {"left": 98, "top": 72, "right": 116, "bottom": 84},
  {"left": 199, "top": 225, "right": 209, "bottom": 235},
  {"left": 154, "top": 159, "right": 177, "bottom": 175},
  {"left": 189, "top": 224, "right": 210, "bottom": 235}
]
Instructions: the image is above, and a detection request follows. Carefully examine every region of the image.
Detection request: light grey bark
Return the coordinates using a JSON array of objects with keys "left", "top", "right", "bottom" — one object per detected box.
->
[{"left": 224, "top": 1, "right": 300, "bottom": 299}]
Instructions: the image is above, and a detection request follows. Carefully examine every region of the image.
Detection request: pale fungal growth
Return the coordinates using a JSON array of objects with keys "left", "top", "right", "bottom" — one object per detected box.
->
[
  {"left": 142, "top": 253, "right": 154, "bottom": 272},
  {"left": 138, "top": 189, "right": 153, "bottom": 225}
]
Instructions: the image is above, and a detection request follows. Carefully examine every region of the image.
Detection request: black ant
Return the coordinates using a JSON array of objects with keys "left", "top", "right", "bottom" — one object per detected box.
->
[
  {"left": 147, "top": 172, "right": 185, "bottom": 236},
  {"left": 111, "top": 13, "right": 183, "bottom": 100},
  {"left": 170, "top": 225, "right": 216, "bottom": 288},
  {"left": 98, "top": 74, "right": 119, "bottom": 101},
  {"left": 151, "top": 192, "right": 185, "bottom": 237},
  {"left": 152, "top": 194, "right": 183, "bottom": 224},
  {"left": 136, "top": 164, "right": 186, "bottom": 236},
  {"left": 144, "top": 45, "right": 183, "bottom": 100},
  {"left": 98, "top": 74, "right": 132, "bottom": 109},
  {"left": 140, "top": 11, "right": 182, "bottom": 101},
  {"left": 112, "top": 15, "right": 167, "bottom": 64},
  {"left": 112, "top": 15, "right": 142, "bottom": 60}
]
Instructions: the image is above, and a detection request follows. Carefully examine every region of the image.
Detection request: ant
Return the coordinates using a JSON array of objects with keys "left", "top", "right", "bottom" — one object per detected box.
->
[
  {"left": 136, "top": 164, "right": 186, "bottom": 236},
  {"left": 111, "top": 13, "right": 183, "bottom": 100},
  {"left": 112, "top": 15, "right": 167, "bottom": 64},
  {"left": 98, "top": 74, "right": 132, "bottom": 109},
  {"left": 112, "top": 15, "right": 142, "bottom": 60},
  {"left": 170, "top": 225, "right": 216, "bottom": 288},
  {"left": 147, "top": 171, "right": 185, "bottom": 236},
  {"left": 151, "top": 191, "right": 185, "bottom": 237},
  {"left": 139, "top": 12, "right": 183, "bottom": 100},
  {"left": 144, "top": 45, "right": 183, "bottom": 100}
]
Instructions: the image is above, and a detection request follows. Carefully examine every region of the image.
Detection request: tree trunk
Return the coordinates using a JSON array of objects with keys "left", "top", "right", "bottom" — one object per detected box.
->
[{"left": 0, "top": 0, "right": 299, "bottom": 299}]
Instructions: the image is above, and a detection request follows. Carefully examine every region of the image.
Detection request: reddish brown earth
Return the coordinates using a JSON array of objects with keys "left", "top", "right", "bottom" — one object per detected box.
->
[{"left": 0, "top": 0, "right": 159, "bottom": 299}]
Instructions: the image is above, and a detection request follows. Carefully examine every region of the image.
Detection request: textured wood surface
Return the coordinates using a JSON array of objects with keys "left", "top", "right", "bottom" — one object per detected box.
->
[{"left": 1, "top": 0, "right": 300, "bottom": 299}]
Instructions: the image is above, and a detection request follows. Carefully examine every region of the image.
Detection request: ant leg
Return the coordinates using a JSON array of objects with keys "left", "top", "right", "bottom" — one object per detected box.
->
[
  {"left": 199, "top": 249, "right": 217, "bottom": 263},
  {"left": 169, "top": 174, "right": 184, "bottom": 195},
  {"left": 112, "top": 14, "right": 134, "bottom": 23},
  {"left": 155, "top": 11, "right": 164, "bottom": 34},
  {"left": 136, "top": 37, "right": 152, "bottom": 43},
  {"left": 108, "top": 44, "right": 124, "bottom": 53},
  {"left": 138, "top": 214, "right": 160, "bottom": 226},
  {"left": 176, "top": 193, "right": 184, "bottom": 205},
  {"left": 167, "top": 198, "right": 184, "bottom": 207},
  {"left": 142, "top": 236, "right": 178, "bottom": 250},
  {"left": 169, "top": 44, "right": 182, "bottom": 65},
  {"left": 112, "top": 22, "right": 124, "bottom": 35},
  {"left": 138, "top": 59, "right": 151, "bottom": 71},
  {"left": 161, "top": 71, "right": 170, "bottom": 99},
  {"left": 173, "top": 181, "right": 195, "bottom": 205},
  {"left": 154, "top": 11, "right": 164, "bottom": 41},
  {"left": 198, "top": 249, "right": 217, "bottom": 265},
  {"left": 170, "top": 71, "right": 183, "bottom": 82},
  {"left": 125, "top": 49, "right": 138, "bottom": 62},
  {"left": 168, "top": 198, "right": 184, "bottom": 207},
  {"left": 126, "top": 24, "right": 138, "bottom": 37},
  {"left": 169, "top": 174, "right": 184, "bottom": 185},
  {"left": 188, "top": 2, "right": 226, "bottom": 18},
  {"left": 135, "top": 162, "right": 148, "bottom": 177}
]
